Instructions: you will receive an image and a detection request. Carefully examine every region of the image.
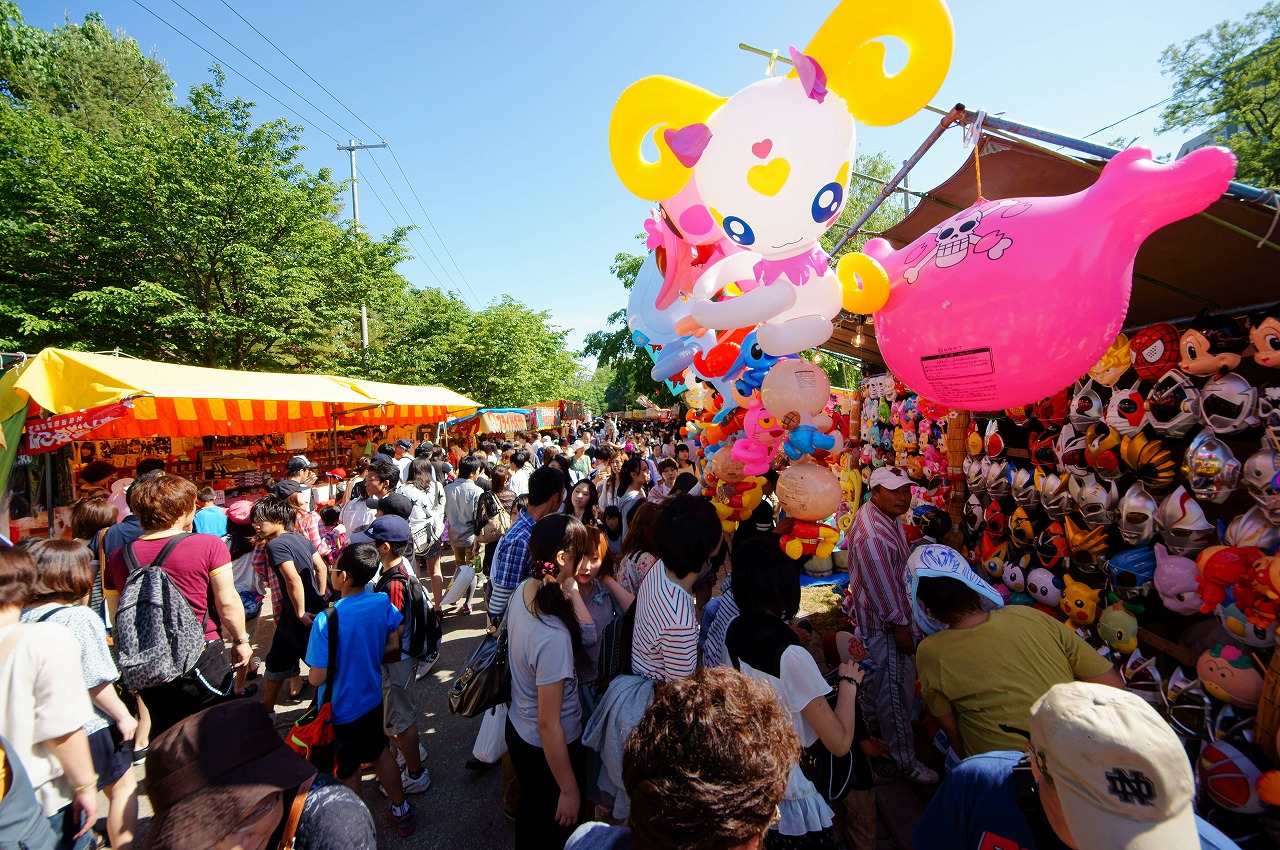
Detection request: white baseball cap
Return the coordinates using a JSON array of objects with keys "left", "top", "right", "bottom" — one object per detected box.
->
[
  {"left": 570, "top": 440, "right": 586, "bottom": 452},
  {"left": 869, "top": 466, "right": 912, "bottom": 491},
  {"left": 1029, "top": 682, "right": 1198, "bottom": 850}
]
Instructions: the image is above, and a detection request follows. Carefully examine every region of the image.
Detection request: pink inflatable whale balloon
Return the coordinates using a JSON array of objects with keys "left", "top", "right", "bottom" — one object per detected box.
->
[{"left": 862, "top": 146, "right": 1236, "bottom": 410}]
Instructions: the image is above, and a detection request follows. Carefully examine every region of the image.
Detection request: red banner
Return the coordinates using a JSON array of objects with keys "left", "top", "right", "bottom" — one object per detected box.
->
[{"left": 26, "top": 402, "right": 131, "bottom": 454}]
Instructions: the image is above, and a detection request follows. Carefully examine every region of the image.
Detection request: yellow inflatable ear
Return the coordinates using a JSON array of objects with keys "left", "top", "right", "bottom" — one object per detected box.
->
[
  {"left": 796, "top": 0, "right": 954, "bottom": 127},
  {"left": 609, "top": 75, "right": 726, "bottom": 201}
]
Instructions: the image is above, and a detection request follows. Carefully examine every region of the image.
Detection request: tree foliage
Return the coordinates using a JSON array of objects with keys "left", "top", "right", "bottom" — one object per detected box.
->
[
  {"left": 0, "top": 2, "right": 585, "bottom": 407},
  {"left": 1159, "top": 3, "right": 1280, "bottom": 186},
  {"left": 327, "top": 288, "right": 586, "bottom": 409},
  {"left": 586, "top": 152, "right": 903, "bottom": 410}
]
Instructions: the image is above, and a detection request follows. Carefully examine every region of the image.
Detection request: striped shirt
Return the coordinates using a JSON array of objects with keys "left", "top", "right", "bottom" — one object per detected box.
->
[
  {"left": 631, "top": 561, "right": 698, "bottom": 682},
  {"left": 847, "top": 501, "right": 911, "bottom": 634}
]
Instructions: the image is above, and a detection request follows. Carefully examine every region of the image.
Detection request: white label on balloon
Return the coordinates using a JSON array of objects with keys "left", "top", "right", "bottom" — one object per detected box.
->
[
  {"left": 795, "top": 368, "right": 821, "bottom": 390},
  {"left": 920, "top": 348, "right": 998, "bottom": 406}
]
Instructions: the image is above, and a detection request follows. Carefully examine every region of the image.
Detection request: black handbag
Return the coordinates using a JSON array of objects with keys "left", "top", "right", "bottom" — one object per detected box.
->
[
  {"left": 448, "top": 620, "right": 510, "bottom": 718},
  {"left": 799, "top": 669, "right": 858, "bottom": 803}
]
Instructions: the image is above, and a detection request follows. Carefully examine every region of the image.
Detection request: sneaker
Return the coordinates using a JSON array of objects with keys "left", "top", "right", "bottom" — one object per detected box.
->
[
  {"left": 415, "top": 653, "right": 439, "bottom": 680},
  {"left": 394, "top": 743, "right": 429, "bottom": 771},
  {"left": 464, "top": 756, "right": 497, "bottom": 772},
  {"left": 458, "top": 604, "right": 472, "bottom": 616},
  {"left": 400, "top": 767, "right": 432, "bottom": 794},
  {"left": 386, "top": 802, "right": 415, "bottom": 837},
  {"left": 902, "top": 761, "right": 940, "bottom": 784}
]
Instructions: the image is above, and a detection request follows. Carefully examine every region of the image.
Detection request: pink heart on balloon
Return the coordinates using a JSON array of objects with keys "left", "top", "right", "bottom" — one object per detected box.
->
[{"left": 751, "top": 139, "right": 773, "bottom": 159}]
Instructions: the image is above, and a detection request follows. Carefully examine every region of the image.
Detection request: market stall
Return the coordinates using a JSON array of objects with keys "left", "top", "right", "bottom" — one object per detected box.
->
[
  {"left": 0, "top": 348, "right": 479, "bottom": 538},
  {"left": 444, "top": 409, "right": 532, "bottom": 449}
]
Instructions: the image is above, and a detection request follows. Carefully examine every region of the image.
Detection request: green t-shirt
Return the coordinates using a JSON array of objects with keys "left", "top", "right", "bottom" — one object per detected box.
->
[{"left": 916, "top": 605, "right": 1114, "bottom": 757}]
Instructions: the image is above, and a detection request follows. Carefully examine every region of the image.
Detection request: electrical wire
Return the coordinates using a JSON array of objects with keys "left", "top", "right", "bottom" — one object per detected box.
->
[
  {"left": 207, "top": 1, "right": 482, "bottom": 305},
  {"left": 158, "top": 0, "right": 356, "bottom": 140},
  {"left": 215, "top": 0, "right": 382, "bottom": 139},
  {"left": 126, "top": 0, "right": 324, "bottom": 132},
  {"left": 388, "top": 148, "right": 484, "bottom": 305},
  {"left": 1081, "top": 95, "right": 1176, "bottom": 140},
  {"left": 363, "top": 154, "right": 474, "bottom": 305},
  {"left": 357, "top": 177, "right": 450, "bottom": 292}
]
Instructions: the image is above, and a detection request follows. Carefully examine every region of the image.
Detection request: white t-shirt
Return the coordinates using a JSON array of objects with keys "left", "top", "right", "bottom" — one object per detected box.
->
[
  {"left": 509, "top": 467, "right": 532, "bottom": 498},
  {"left": 0, "top": 622, "right": 94, "bottom": 815},
  {"left": 394, "top": 455, "right": 412, "bottom": 483},
  {"left": 736, "top": 645, "right": 831, "bottom": 747}
]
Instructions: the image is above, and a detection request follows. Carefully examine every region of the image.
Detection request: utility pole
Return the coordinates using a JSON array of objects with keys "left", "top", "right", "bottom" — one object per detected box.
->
[{"left": 337, "top": 139, "right": 387, "bottom": 352}]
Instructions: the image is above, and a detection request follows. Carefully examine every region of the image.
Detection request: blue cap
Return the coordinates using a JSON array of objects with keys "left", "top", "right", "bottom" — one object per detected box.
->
[{"left": 350, "top": 514, "right": 412, "bottom": 546}]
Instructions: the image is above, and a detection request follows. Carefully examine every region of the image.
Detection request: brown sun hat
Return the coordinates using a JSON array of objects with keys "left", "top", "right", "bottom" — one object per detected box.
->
[{"left": 145, "top": 699, "right": 316, "bottom": 849}]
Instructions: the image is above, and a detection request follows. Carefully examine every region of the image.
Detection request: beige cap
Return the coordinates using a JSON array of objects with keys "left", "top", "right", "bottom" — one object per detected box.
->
[
  {"left": 1029, "top": 682, "right": 1198, "bottom": 850},
  {"left": 869, "top": 466, "right": 911, "bottom": 491}
]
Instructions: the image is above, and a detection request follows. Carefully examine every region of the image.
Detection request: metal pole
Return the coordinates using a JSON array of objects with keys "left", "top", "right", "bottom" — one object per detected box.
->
[
  {"left": 922, "top": 104, "right": 1276, "bottom": 210},
  {"left": 336, "top": 140, "right": 389, "bottom": 353},
  {"left": 827, "top": 104, "right": 967, "bottom": 259}
]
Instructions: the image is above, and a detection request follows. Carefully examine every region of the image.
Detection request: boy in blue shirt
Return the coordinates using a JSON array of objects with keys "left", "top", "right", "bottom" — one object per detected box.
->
[
  {"left": 193, "top": 487, "right": 228, "bottom": 537},
  {"left": 306, "top": 543, "right": 415, "bottom": 837}
]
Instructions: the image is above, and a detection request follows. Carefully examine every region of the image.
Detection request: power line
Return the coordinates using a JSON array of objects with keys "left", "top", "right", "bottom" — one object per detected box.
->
[
  {"left": 158, "top": 0, "right": 357, "bottom": 140},
  {"left": 359, "top": 164, "right": 477, "bottom": 306},
  {"left": 1081, "top": 95, "right": 1176, "bottom": 140},
  {"left": 362, "top": 153, "right": 472, "bottom": 303},
  {"left": 388, "top": 148, "right": 484, "bottom": 305},
  {"left": 126, "top": 0, "right": 325, "bottom": 132},
  {"left": 215, "top": 0, "right": 383, "bottom": 140},
  {"left": 206, "top": 0, "right": 480, "bottom": 306}
]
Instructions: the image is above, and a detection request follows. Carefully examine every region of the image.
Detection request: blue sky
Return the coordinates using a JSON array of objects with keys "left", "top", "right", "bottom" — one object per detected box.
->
[{"left": 25, "top": 0, "right": 1259, "bottom": 358}]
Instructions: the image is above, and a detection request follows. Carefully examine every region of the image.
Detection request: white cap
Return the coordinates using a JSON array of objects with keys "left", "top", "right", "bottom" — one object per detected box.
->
[
  {"left": 869, "top": 466, "right": 912, "bottom": 491},
  {"left": 570, "top": 440, "right": 586, "bottom": 452},
  {"left": 1029, "top": 682, "right": 1199, "bottom": 850}
]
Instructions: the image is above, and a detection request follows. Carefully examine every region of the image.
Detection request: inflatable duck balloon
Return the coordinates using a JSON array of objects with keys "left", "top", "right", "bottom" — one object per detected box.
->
[{"left": 861, "top": 146, "right": 1237, "bottom": 410}]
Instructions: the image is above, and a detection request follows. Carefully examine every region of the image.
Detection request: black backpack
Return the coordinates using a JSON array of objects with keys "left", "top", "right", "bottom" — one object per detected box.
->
[{"left": 376, "top": 568, "right": 441, "bottom": 660}]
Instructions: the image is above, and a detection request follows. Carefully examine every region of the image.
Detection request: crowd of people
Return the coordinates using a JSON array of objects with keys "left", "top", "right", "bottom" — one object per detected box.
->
[{"left": 0, "top": 416, "right": 1240, "bottom": 849}]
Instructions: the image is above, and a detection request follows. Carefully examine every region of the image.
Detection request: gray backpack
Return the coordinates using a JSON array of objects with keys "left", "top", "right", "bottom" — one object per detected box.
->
[{"left": 114, "top": 534, "right": 210, "bottom": 691}]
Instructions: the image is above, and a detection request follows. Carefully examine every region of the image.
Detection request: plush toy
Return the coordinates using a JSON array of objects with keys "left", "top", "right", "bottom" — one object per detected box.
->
[
  {"left": 1060, "top": 575, "right": 1102, "bottom": 625},
  {"left": 705, "top": 445, "right": 764, "bottom": 533},
  {"left": 776, "top": 463, "right": 842, "bottom": 559},
  {"left": 1196, "top": 643, "right": 1264, "bottom": 709}
]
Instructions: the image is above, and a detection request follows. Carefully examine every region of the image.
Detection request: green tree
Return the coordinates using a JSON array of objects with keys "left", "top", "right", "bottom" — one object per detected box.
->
[
  {"left": 339, "top": 288, "right": 584, "bottom": 408},
  {"left": 1159, "top": 3, "right": 1280, "bottom": 186},
  {"left": 0, "top": 1, "right": 172, "bottom": 135}
]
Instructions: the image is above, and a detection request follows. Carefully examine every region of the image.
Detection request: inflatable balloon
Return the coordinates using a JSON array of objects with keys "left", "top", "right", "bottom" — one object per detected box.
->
[
  {"left": 609, "top": 0, "right": 954, "bottom": 356},
  {"left": 861, "top": 146, "right": 1236, "bottom": 409},
  {"left": 776, "top": 463, "right": 842, "bottom": 559}
]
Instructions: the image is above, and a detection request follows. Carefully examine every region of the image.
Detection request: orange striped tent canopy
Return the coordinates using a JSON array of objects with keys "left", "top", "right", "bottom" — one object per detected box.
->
[{"left": 2, "top": 349, "right": 480, "bottom": 439}]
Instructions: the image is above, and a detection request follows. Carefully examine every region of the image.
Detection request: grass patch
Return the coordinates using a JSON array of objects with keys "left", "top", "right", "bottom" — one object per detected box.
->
[{"left": 799, "top": 584, "right": 846, "bottom": 636}]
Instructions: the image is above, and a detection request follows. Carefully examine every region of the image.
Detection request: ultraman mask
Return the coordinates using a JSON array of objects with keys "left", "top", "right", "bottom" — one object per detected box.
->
[
  {"left": 1183, "top": 429, "right": 1242, "bottom": 505},
  {"left": 985, "top": 459, "right": 1011, "bottom": 499},
  {"left": 1117, "top": 483, "right": 1158, "bottom": 546},
  {"left": 1145, "top": 370, "right": 1200, "bottom": 438},
  {"left": 1036, "top": 470, "right": 1074, "bottom": 519},
  {"left": 965, "top": 456, "right": 988, "bottom": 495},
  {"left": 1155, "top": 486, "right": 1215, "bottom": 556},
  {"left": 1011, "top": 468, "right": 1040, "bottom": 509},
  {"left": 1223, "top": 506, "right": 1280, "bottom": 551},
  {"left": 1075, "top": 476, "right": 1117, "bottom": 528},
  {"left": 1242, "top": 443, "right": 1280, "bottom": 523},
  {"left": 1033, "top": 522, "right": 1069, "bottom": 571}
]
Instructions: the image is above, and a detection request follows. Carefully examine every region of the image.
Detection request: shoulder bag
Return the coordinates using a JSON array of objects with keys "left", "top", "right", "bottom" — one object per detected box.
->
[
  {"left": 286, "top": 605, "right": 339, "bottom": 773},
  {"left": 448, "top": 616, "right": 510, "bottom": 718}
]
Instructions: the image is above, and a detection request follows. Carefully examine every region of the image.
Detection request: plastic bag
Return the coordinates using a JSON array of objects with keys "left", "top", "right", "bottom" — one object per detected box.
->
[
  {"left": 442, "top": 562, "right": 477, "bottom": 607},
  {"left": 472, "top": 704, "right": 508, "bottom": 763}
]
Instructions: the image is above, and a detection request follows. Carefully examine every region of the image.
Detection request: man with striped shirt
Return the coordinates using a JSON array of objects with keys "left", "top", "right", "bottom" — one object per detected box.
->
[
  {"left": 632, "top": 494, "right": 722, "bottom": 681},
  {"left": 847, "top": 466, "right": 938, "bottom": 784}
]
